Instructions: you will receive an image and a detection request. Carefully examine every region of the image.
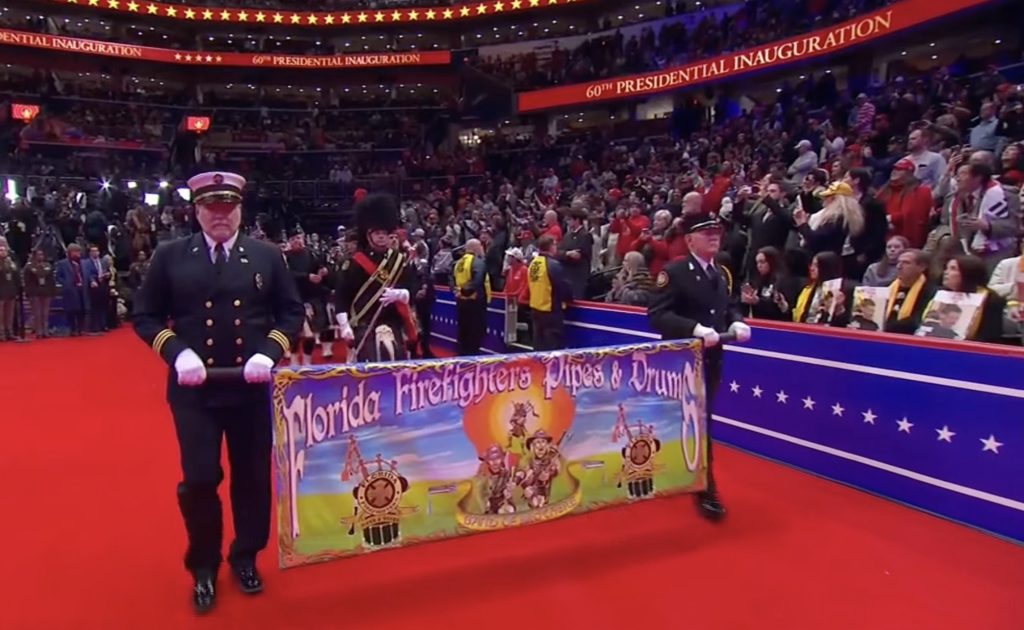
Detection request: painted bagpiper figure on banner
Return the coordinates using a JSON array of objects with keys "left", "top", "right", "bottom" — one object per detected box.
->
[
  {"left": 334, "top": 193, "right": 419, "bottom": 362},
  {"left": 132, "top": 171, "right": 304, "bottom": 614},
  {"left": 284, "top": 226, "right": 329, "bottom": 367}
]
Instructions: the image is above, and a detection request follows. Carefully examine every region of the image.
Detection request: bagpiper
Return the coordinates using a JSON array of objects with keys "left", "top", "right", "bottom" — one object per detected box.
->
[{"left": 334, "top": 193, "right": 418, "bottom": 361}]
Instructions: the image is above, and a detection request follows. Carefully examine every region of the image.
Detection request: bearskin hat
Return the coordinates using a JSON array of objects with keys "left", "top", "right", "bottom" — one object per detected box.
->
[{"left": 355, "top": 193, "right": 400, "bottom": 247}]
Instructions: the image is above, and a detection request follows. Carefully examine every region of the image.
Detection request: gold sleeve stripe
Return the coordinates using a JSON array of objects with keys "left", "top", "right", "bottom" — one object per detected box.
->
[
  {"left": 268, "top": 330, "right": 290, "bottom": 353},
  {"left": 152, "top": 329, "right": 176, "bottom": 355}
]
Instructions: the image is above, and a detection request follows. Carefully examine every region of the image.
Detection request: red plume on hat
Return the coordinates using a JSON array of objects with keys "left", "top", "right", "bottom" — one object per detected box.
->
[{"left": 353, "top": 187, "right": 368, "bottom": 203}]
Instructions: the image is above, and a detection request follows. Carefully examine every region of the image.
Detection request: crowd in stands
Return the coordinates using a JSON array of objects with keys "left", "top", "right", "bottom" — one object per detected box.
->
[{"left": 2, "top": 39, "right": 1023, "bottom": 345}]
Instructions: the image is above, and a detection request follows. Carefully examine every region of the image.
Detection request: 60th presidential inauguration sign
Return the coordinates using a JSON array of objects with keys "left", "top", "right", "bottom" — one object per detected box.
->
[{"left": 271, "top": 340, "right": 707, "bottom": 567}]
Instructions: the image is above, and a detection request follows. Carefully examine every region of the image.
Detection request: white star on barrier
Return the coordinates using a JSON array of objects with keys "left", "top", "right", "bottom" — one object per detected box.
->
[{"left": 980, "top": 434, "right": 1003, "bottom": 454}]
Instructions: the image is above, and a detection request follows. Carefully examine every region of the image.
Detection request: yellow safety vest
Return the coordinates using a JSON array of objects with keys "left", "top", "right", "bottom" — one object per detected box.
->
[
  {"left": 453, "top": 253, "right": 491, "bottom": 301},
  {"left": 528, "top": 255, "right": 554, "bottom": 313}
]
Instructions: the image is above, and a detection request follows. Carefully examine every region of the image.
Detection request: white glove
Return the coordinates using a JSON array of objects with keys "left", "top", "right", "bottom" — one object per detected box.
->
[
  {"left": 380, "top": 288, "right": 410, "bottom": 306},
  {"left": 335, "top": 312, "right": 355, "bottom": 341},
  {"left": 243, "top": 353, "right": 275, "bottom": 384},
  {"left": 729, "top": 321, "right": 752, "bottom": 343},
  {"left": 693, "top": 324, "right": 720, "bottom": 348},
  {"left": 174, "top": 349, "right": 207, "bottom": 387}
]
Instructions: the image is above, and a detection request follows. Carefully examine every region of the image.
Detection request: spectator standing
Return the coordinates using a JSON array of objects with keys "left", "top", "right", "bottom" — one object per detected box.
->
[
  {"left": 969, "top": 102, "right": 1001, "bottom": 154},
  {"left": 606, "top": 251, "right": 655, "bottom": 307},
  {"left": 792, "top": 181, "right": 865, "bottom": 259},
  {"left": 738, "top": 180, "right": 792, "bottom": 281},
  {"left": 879, "top": 159, "right": 933, "bottom": 248},
  {"left": 845, "top": 168, "right": 888, "bottom": 279},
  {"left": 788, "top": 140, "right": 819, "bottom": 182},
  {"left": 863, "top": 236, "right": 910, "bottom": 287},
  {"left": 55, "top": 243, "right": 88, "bottom": 336},
  {"left": 83, "top": 244, "right": 112, "bottom": 334},
  {"left": 904, "top": 128, "right": 947, "bottom": 189},
  {"left": 740, "top": 246, "right": 797, "bottom": 321},
  {"left": 22, "top": 248, "right": 57, "bottom": 339},
  {"left": 528, "top": 235, "right": 571, "bottom": 351},
  {"left": 0, "top": 240, "right": 21, "bottom": 341},
  {"left": 558, "top": 207, "right": 593, "bottom": 300}
]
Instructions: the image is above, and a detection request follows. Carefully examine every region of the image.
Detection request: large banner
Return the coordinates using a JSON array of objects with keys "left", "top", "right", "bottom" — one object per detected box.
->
[
  {"left": 517, "top": 0, "right": 988, "bottom": 112},
  {"left": 272, "top": 340, "right": 707, "bottom": 567},
  {"left": 0, "top": 29, "right": 450, "bottom": 68}
]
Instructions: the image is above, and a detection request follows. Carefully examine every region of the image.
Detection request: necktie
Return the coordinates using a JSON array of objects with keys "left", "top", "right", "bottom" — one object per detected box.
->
[
  {"left": 705, "top": 264, "right": 720, "bottom": 291},
  {"left": 214, "top": 243, "right": 227, "bottom": 268}
]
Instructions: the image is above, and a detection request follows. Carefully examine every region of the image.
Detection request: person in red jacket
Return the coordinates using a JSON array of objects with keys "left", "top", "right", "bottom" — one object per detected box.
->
[
  {"left": 878, "top": 158, "right": 934, "bottom": 249},
  {"left": 630, "top": 211, "right": 688, "bottom": 276},
  {"left": 610, "top": 203, "right": 650, "bottom": 264},
  {"left": 502, "top": 248, "right": 529, "bottom": 305}
]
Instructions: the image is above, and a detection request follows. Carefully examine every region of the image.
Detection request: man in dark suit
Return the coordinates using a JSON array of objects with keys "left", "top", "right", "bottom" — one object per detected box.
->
[
  {"left": 133, "top": 171, "right": 303, "bottom": 614},
  {"left": 648, "top": 213, "right": 752, "bottom": 521},
  {"left": 557, "top": 207, "right": 593, "bottom": 299},
  {"left": 54, "top": 243, "right": 88, "bottom": 336},
  {"left": 82, "top": 244, "right": 112, "bottom": 334}
]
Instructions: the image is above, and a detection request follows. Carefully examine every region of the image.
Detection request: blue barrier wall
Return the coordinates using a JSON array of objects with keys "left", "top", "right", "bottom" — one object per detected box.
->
[{"left": 431, "top": 287, "right": 1024, "bottom": 543}]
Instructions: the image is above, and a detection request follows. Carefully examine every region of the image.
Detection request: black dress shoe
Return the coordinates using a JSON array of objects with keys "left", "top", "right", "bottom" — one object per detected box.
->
[
  {"left": 192, "top": 571, "right": 217, "bottom": 614},
  {"left": 231, "top": 564, "right": 264, "bottom": 594},
  {"left": 695, "top": 491, "right": 727, "bottom": 522}
]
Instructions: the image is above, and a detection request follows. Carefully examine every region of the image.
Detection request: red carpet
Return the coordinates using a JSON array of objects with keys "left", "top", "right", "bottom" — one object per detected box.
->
[{"left": 3, "top": 329, "right": 1021, "bottom": 629}]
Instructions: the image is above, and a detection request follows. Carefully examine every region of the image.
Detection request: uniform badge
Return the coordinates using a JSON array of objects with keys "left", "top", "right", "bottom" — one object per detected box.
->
[
  {"left": 254, "top": 273, "right": 264, "bottom": 290},
  {"left": 656, "top": 271, "right": 669, "bottom": 288},
  {"left": 213, "top": 173, "right": 224, "bottom": 184}
]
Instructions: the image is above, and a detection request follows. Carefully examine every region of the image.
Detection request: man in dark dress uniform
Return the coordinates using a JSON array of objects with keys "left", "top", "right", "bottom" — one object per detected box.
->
[
  {"left": 334, "top": 193, "right": 418, "bottom": 362},
  {"left": 284, "top": 227, "right": 329, "bottom": 366},
  {"left": 132, "top": 171, "right": 303, "bottom": 614},
  {"left": 647, "top": 213, "right": 751, "bottom": 521}
]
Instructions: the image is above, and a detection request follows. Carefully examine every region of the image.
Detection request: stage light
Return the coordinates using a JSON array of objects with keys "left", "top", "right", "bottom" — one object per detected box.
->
[
  {"left": 101, "top": 179, "right": 112, "bottom": 191},
  {"left": 176, "top": 188, "right": 191, "bottom": 201},
  {"left": 144, "top": 193, "right": 160, "bottom": 206},
  {"left": 126, "top": 181, "right": 138, "bottom": 190},
  {"left": 4, "top": 179, "right": 18, "bottom": 202},
  {"left": 159, "top": 180, "right": 169, "bottom": 189}
]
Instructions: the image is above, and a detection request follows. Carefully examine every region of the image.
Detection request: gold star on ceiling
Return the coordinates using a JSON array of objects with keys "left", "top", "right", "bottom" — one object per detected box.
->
[
  {"left": 324, "top": 15, "right": 334, "bottom": 24},
  {"left": 307, "top": 14, "right": 318, "bottom": 24},
  {"left": 341, "top": 13, "right": 351, "bottom": 23},
  {"left": 459, "top": 6, "right": 470, "bottom": 16},
  {"left": 184, "top": 8, "right": 195, "bottom": 19},
  {"left": 184, "top": 54, "right": 192, "bottom": 61},
  {"left": 374, "top": 12, "right": 384, "bottom": 22},
  {"left": 215, "top": 55, "right": 222, "bottom": 62},
  {"left": 272, "top": 13, "right": 283, "bottom": 23},
  {"left": 88, "top": 0, "right": 98, "bottom": 6},
  {"left": 512, "top": 0, "right": 522, "bottom": 8},
  {"left": 425, "top": 9, "right": 436, "bottom": 19},
  {"left": 219, "top": 9, "right": 230, "bottom": 20},
  {"left": 205, "top": 55, "right": 213, "bottom": 62},
  {"left": 255, "top": 12, "right": 266, "bottom": 22},
  {"left": 165, "top": 6, "right": 176, "bottom": 16},
  {"left": 529, "top": 0, "right": 540, "bottom": 6},
  {"left": 146, "top": 3, "right": 157, "bottom": 14},
  {"left": 408, "top": 9, "right": 418, "bottom": 20},
  {"left": 202, "top": 9, "right": 212, "bottom": 19},
  {"left": 290, "top": 14, "right": 301, "bottom": 24},
  {"left": 476, "top": 3, "right": 488, "bottom": 14},
  {"left": 106, "top": 0, "right": 118, "bottom": 9},
  {"left": 357, "top": 12, "right": 368, "bottom": 22},
  {"left": 126, "top": 1, "right": 138, "bottom": 11},
  {"left": 391, "top": 10, "right": 402, "bottom": 20},
  {"left": 494, "top": 1, "right": 504, "bottom": 11},
  {"left": 174, "top": 53, "right": 181, "bottom": 60},
  {"left": 443, "top": 8, "right": 453, "bottom": 18},
  {"left": 238, "top": 10, "right": 248, "bottom": 21}
]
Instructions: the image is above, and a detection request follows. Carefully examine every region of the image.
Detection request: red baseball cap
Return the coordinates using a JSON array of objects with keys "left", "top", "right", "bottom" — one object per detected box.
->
[{"left": 893, "top": 158, "right": 916, "bottom": 172}]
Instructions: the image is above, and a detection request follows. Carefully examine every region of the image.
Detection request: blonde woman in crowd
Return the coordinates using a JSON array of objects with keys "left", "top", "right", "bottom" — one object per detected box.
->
[{"left": 792, "top": 181, "right": 866, "bottom": 259}]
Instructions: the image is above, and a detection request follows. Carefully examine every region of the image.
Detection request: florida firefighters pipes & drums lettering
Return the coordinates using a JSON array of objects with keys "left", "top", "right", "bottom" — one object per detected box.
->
[{"left": 272, "top": 340, "right": 707, "bottom": 567}]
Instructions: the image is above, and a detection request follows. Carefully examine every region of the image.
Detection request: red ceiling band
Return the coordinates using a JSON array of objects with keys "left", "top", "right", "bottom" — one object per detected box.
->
[
  {"left": 0, "top": 29, "right": 452, "bottom": 68},
  {"left": 517, "top": 0, "right": 990, "bottom": 113}
]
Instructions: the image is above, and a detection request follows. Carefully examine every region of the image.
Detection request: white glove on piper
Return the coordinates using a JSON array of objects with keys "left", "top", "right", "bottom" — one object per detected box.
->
[
  {"left": 335, "top": 312, "right": 355, "bottom": 341},
  {"left": 174, "top": 349, "right": 207, "bottom": 387},
  {"left": 693, "top": 324, "right": 720, "bottom": 348},
  {"left": 243, "top": 353, "right": 275, "bottom": 384},
  {"left": 729, "top": 321, "right": 752, "bottom": 343},
  {"left": 380, "top": 288, "right": 410, "bottom": 306}
]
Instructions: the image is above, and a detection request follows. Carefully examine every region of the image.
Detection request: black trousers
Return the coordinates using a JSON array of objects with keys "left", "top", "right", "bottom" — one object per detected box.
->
[
  {"left": 532, "top": 310, "right": 565, "bottom": 351},
  {"left": 415, "top": 299, "right": 433, "bottom": 358},
  {"left": 456, "top": 298, "right": 487, "bottom": 356},
  {"left": 66, "top": 310, "right": 85, "bottom": 335},
  {"left": 704, "top": 350, "right": 724, "bottom": 494},
  {"left": 87, "top": 287, "right": 108, "bottom": 332},
  {"left": 170, "top": 396, "right": 272, "bottom": 574}
]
